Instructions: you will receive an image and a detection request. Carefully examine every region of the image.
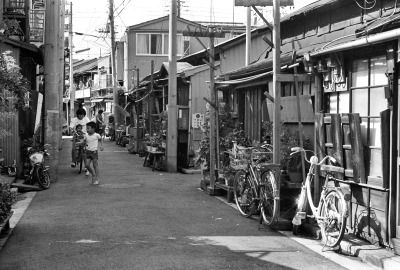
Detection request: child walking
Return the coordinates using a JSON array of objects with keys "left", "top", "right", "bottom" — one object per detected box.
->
[{"left": 84, "top": 122, "right": 104, "bottom": 185}]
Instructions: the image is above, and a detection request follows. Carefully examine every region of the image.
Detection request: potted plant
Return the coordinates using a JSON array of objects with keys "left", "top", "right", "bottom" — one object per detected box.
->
[
  {"left": 0, "top": 182, "right": 17, "bottom": 231},
  {"left": 262, "top": 121, "right": 311, "bottom": 182}
]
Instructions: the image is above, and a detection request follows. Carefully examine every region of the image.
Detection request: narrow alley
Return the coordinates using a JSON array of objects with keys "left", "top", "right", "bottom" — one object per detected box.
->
[{"left": 0, "top": 139, "right": 370, "bottom": 270}]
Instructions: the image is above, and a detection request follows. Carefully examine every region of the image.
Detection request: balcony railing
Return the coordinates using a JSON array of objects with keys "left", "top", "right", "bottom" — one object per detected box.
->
[{"left": 3, "top": 0, "right": 26, "bottom": 15}]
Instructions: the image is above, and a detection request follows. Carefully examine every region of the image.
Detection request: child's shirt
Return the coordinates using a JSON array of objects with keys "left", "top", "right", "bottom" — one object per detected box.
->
[
  {"left": 73, "top": 131, "right": 85, "bottom": 146},
  {"left": 85, "top": 133, "right": 102, "bottom": 151}
]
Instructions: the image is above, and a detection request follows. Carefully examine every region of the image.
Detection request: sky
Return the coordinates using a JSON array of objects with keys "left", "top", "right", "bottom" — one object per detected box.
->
[{"left": 68, "top": 0, "right": 318, "bottom": 59}]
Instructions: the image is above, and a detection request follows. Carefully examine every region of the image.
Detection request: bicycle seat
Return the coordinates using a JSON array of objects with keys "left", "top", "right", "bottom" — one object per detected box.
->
[{"left": 320, "top": 164, "right": 344, "bottom": 174}]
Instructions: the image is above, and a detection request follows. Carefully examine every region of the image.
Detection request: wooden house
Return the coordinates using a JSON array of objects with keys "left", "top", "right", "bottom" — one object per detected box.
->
[
  {"left": 180, "top": 0, "right": 400, "bottom": 254},
  {"left": 0, "top": 0, "right": 43, "bottom": 174}
]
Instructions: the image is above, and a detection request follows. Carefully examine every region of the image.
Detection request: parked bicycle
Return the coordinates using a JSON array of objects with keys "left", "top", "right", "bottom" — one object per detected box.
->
[
  {"left": 24, "top": 144, "right": 51, "bottom": 189},
  {"left": 291, "top": 147, "right": 348, "bottom": 248},
  {"left": 233, "top": 143, "right": 280, "bottom": 226}
]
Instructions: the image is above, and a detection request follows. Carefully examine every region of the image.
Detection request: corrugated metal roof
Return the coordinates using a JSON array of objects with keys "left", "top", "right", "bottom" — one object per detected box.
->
[
  {"left": 179, "top": 0, "right": 338, "bottom": 63},
  {"left": 72, "top": 58, "right": 98, "bottom": 75}
]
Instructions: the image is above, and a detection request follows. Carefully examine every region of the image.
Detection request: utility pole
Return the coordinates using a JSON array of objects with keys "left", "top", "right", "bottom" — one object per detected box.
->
[
  {"left": 68, "top": 1, "right": 74, "bottom": 123},
  {"left": 44, "top": 0, "right": 61, "bottom": 180},
  {"left": 149, "top": 60, "right": 154, "bottom": 135},
  {"left": 59, "top": 0, "right": 65, "bottom": 147},
  {"left": 167, "top": 0, "right": 178, "bottom": 172},
  {"left": 109, "top": 0, "right": 119, "bottom": 126},
  {"left": 183, "top": 26, "right": 226, "bottom": 194}
]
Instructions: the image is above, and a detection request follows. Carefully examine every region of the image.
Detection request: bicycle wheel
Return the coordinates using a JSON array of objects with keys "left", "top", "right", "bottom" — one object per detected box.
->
[
  {"left": 36, "top": 166, "right": 50, "bottom": 189},
  {"left": 233, "top": 170, "right": 253, "bottom": 218},
  {"left": 260, "top": 170, "right": 278, "bottom": 226},
  {"left": 77, "top": 149, "right": 83, "bottom": 174},
  {"left": 318, "top": 189, "right": 347, "bottom": 247}
]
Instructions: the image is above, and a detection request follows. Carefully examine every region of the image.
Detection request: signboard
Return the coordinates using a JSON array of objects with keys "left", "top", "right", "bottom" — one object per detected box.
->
[
  {"left": 192, "top": 113, "right": 204, "bottom": 128},
  {"left": 234, "top": 0, "right": 294, "bottom": 6}
]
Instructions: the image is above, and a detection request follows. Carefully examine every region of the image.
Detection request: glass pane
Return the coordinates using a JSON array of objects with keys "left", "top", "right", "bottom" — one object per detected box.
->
[
  {"left": 177, "top": 35, "right": 183, "bottom": 55},
  {"left": 163, "top": 34, "right": 169, "bottom": 54},
  {"left": 370, "top": 55, "right": 387, "bottom": 86},
  {"left": 369, "top": 118, "right": 381, "bottom": 147},
  {"left": 329, "top": 94, "right": 337, "bottom": 113},
  {"left": 338, "top": 92, "right": 349, "bottom": 113},
  {"left": 137, "top": 34, "right": 149, "bottom": 54},
  {"left": 369, "top": 87, "right": 387, "bottom": 116},
  {"left": 150, "top": 34, "right": 162, "bottom": 54},
  {"left": 351, "top": 88, "right": 368, "bottom": 116},
  {"left": 360, "top": 118, "right": 368, "bottom": 146},
  {"left": 351, "top": 59, "right": 368, "bottom": 87},
  {"left": 369, "top": 148, "right": 382, "bottom": 177}
]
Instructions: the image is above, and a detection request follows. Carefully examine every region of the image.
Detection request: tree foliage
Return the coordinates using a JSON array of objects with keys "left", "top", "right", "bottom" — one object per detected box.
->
[{"left": 0, "top": 51, "right": 30, "bottom": 139}]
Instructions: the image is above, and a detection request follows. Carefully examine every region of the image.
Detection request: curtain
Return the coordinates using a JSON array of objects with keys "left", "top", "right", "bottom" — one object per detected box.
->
[{"left": 137, "top": 34, "right": 149, "bottom": 54}]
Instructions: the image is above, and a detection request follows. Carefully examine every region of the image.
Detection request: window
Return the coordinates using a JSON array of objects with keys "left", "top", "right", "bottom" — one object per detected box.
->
[
  {"left": 136, "top": 33, "right": 184, "bottom": 55},
  {"left": 326, "top": 54, "right": 389, "bottom": 178}
]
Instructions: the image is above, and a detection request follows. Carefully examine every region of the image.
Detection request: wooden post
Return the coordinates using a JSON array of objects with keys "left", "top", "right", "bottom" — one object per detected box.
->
[
  {"left": 167, "top": 0, "right": 178, "bottom": 172},
  {"left": 149, "top": 60, "right": 154, "bottom": 135},
  {"left": 245, "top": 6, "right": 251, "bottom": 66},
  {"left": 109, "top": 0, "right": 119, "bottom": 126},
  {"left": 209, "top": 32, "right": 217, "bottom": 194},
  {"left": 272, "top": 0, "right": 281, "bottom": 166},
  {"left": 292, "top": 53, "right": 306, "bottom": 183},
  {"left": 272, "top": 0, "right": 282, "bottom": 224},
  {"left": 44, "top": 0, "right": 61, "bottom": 180},
  {"left": 136, "top": 68, "right": 140, "bottom": 153}
]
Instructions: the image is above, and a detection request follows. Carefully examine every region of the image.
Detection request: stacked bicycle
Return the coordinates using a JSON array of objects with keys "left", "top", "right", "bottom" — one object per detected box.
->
[
  {"left": 291, "top": 147, "right": 348, "bottom": 248},
  {"left": 232, "top": 143, "right": 280, "bottom": 227}
]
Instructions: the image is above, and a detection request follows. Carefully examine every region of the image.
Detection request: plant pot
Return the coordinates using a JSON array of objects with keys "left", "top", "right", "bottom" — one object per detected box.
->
[
  {"left": 146, "top": 146, "right": 152, "bottom": 151},
  {"left": 288, "top": 171, "right": 303, "bottom": 183},
  {"left": 151, "top": 147, "right": 157, "bottom": 152}
]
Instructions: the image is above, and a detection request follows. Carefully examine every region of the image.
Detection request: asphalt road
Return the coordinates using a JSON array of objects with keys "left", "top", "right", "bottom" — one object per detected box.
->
[{"left": 0, "top": 138, "right": 354, "bottom": 270}]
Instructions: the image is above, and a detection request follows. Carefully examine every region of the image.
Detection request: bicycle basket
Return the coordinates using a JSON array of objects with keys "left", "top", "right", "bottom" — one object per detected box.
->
[
  {"left": 229, "top": 157, "right": 247, "bottom": 170},
  {"left": 252, "top": 150, "right": 273, "bottom": 162}
]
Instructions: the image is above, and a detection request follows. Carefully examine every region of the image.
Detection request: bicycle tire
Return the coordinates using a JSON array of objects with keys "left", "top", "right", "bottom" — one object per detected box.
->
[
  {"left": 233, "top": 170, "right": 253, "bottom": 218},
  {"left": 36, "top": 166, "right": 50, "bottom": 189},
  {"left": 77, "top": 149, "right": 83, "bottom": 174},
  {"left": 260, "top": 170, "right": 278, "bottom": 226},
  {"left": 318, "top": 189, "right": 347, "bottom": 247}
]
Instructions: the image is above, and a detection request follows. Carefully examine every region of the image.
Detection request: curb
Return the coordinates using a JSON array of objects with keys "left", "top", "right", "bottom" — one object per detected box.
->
[
  {"left": 299, "top": 223, "right": 400, "bottom": 270},
  {"left": 0, "top": 192, "right": 36, "bottom": 251}
]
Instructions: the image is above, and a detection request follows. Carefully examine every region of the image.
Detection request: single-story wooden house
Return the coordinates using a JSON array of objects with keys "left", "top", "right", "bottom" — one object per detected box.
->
[{"left": 179, "top": 0, "right": 400, "bottom": 254}]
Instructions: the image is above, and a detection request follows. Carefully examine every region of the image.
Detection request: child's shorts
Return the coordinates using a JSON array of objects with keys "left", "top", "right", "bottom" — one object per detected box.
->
[{"left": 86, "top": 150, "right": 98, "bottom": 160}]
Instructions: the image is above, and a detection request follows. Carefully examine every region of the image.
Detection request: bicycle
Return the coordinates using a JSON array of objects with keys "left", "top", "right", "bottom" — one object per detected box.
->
[
  {"left": 76, "top": 145, "right": 85, "bottom": 174},
  {"left": 291, "top": 147, "right": 348, "bottom": 248},
  {"left": 233, "top": 143, "right": 280, "bottom": 226}
]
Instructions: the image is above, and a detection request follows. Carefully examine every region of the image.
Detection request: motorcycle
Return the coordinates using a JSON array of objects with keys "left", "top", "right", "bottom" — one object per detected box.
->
[{"left": 24, "top": 144, "right": 51, "bottom": 189}]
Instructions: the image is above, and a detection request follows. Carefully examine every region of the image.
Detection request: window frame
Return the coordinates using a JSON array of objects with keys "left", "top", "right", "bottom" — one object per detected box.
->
[{"left": 136, "top": 33, "right": 184, "bottom": 56}]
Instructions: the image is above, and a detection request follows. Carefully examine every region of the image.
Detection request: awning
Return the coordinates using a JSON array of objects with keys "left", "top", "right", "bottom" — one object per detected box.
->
[
  {"left": 215, "top": 71, "right": 272, "bottom": 85},
  {"left": 91, "top": 98, "right": 104, "bottom": 103}
]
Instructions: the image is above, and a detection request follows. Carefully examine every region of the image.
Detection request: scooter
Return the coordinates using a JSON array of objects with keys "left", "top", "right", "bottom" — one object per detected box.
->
[{"left": 24, "top": 144, "right": 51, "bottom": 189}]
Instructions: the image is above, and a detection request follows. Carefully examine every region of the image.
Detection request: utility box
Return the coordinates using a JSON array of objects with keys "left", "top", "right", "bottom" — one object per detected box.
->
[{"left": 178, "top": 108, "right": 189, "bottom": 130}]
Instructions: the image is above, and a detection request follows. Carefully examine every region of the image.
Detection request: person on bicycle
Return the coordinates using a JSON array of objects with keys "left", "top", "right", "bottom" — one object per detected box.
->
[{"left": 70, "top": 107, "right": 90, "bottom": 168}]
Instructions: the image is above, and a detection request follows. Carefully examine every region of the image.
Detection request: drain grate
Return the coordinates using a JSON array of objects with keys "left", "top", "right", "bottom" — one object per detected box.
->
[{"left": 100, "top": 183, "right": 142, "bottom": 189}]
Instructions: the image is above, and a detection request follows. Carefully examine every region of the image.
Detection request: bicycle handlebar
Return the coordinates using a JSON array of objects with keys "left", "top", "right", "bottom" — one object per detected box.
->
[{"left": 290, "top": 147, "right": 337, "bottom": 166}]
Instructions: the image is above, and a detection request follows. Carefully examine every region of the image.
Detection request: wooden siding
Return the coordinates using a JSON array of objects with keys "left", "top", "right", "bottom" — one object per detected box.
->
[{"left": 244, "top": 87, "right": 263, "bottom": 142}]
